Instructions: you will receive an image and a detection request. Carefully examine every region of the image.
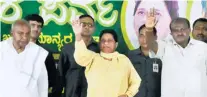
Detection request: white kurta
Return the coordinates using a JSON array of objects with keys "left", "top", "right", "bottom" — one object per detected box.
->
[
  {"left": 0, "top": 38, "right": 48, "bottom": 97},
  {"left": 150, "top": 37, "right": 207, "bottom": 97}
]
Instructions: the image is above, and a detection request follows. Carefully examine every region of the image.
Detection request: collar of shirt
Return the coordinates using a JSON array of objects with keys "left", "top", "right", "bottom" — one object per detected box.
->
[
  {"left": 86, "top": 38, "right": 99, "bottom": 51},
  {"left": 100, "top": 51, "right": 119, "bottom": 60},
  {"left": 36, "top": 41, "right": 40, "bottom": 45},
  {"left": 132, "top": 48, "right": 151, "bottom": 59},
  {"left": 134, "top": 48, "right": 142, "bottom": 55},
  {"left": 170, "top": 37, "right": 195, "bottom": 48},
  {"left": 89, "top": 37, "right": 98, "bottom": 45},
  {"left": 8, "top": 37, "right": 30, "bottom": 55}
]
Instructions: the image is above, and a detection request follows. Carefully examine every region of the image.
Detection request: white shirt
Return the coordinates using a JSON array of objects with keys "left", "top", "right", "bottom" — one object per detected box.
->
[
  {"left": 150, "top": 37, "right": 207, "bottom": 97},
  {"left": 0, "top": 38, "right": 48, "bottom": 97}
]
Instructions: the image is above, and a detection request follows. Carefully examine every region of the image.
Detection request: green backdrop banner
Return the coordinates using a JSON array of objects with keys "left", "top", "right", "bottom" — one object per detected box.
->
[{"left": 1, "top": 0, "right": 206, "bottom": 60}]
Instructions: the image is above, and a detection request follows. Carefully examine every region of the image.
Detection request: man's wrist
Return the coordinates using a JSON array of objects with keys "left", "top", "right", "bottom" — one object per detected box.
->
[
  {"left": 146, "top": 27, "right": 153, "bottom": 32},
  {"left": 146, "top": 27, "right": 153, "bottom": 30}
]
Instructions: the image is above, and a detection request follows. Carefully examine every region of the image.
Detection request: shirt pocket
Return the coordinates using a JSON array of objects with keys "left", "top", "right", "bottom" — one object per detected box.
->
[{"left": 192, "top": 53, "right": 206, "bottom": 71}]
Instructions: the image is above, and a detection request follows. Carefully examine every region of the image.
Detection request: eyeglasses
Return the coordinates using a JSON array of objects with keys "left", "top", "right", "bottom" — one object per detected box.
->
[{"left": 81, "top": 22, "right": 94, "bottom": 28}]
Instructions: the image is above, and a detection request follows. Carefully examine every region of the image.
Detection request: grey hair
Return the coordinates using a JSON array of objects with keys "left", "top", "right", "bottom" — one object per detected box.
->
[{"left": 11, "top": 19, "right": 31, "bottom": 32}]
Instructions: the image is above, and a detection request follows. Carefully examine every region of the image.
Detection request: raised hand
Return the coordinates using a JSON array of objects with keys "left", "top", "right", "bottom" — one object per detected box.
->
[
  {"left": 72, "top": 17, "right": 83, "bottom": 35},
  {"left": 72, "top": 17, "right": 84, "bottom": 41},
  {"left": 145, "top": 8, "right": 157, "bottom": 28}
]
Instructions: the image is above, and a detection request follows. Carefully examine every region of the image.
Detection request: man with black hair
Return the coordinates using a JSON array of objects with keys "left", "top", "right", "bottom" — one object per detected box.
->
[
  {"left": 192, "top": 18, "right": 207, "bottom": 43},
  {"left": 58, "top": 14, "right": 99, "bottom": 97},
  {"left": 127, "top": 24, "right": 162, "bottom": 97},
  {"left": 145, "top": 9, "right": 207, "bottom": 97},
  {"left": 24, "top": 14, "right": 59, "bottom": 97}
]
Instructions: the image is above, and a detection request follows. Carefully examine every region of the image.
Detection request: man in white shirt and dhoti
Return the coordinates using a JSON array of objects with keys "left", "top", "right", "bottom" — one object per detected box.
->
[{"left": 0, "top": 19, "right": 48, "bottom": 97}]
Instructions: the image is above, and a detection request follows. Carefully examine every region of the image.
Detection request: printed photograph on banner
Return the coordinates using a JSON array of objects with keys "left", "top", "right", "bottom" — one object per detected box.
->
[{"left": 121, "top": 0, "right": 207, "bottom": 50}]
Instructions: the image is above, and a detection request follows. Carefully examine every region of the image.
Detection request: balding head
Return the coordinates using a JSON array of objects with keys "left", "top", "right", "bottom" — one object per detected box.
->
[
  {"left": 11, "top": 19, "right": 31, "bottom": 52},
  {"left": 11, "top": 19, "right": 31, "bottom": 32}
]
